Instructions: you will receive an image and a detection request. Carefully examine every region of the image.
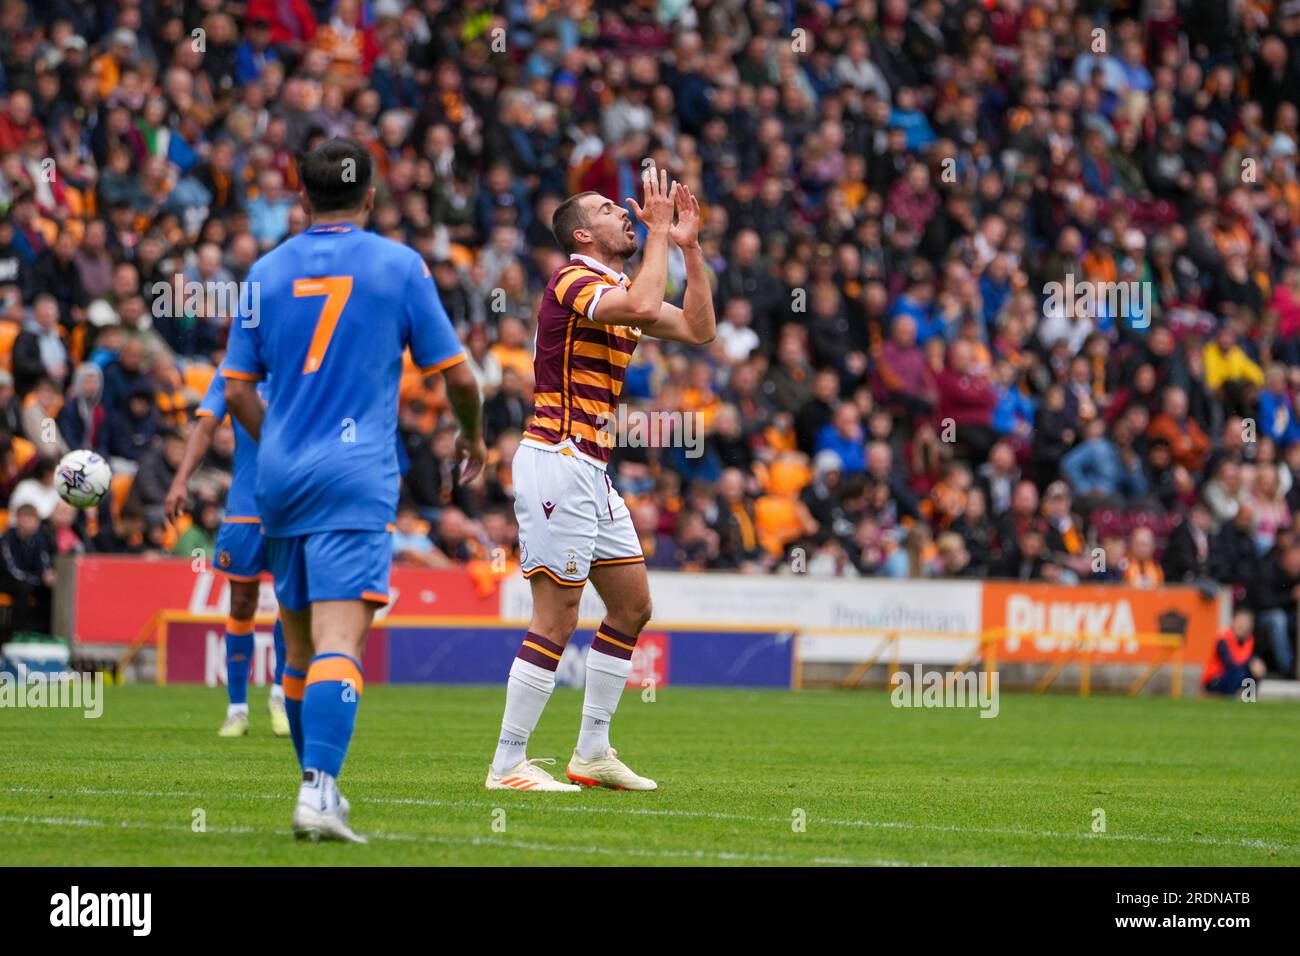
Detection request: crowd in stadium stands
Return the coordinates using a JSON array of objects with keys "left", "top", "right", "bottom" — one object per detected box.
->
[{"left": 0, "top": 1, "right": 1298, "bottom": 672}]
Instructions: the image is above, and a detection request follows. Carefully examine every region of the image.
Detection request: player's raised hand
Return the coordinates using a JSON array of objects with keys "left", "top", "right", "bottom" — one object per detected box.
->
[
  {"left": 668, "top": 181, "right": 701, "bottom": 249},
  {"left": 626, "top": 166, "right": 677, "bottom": 233},
  {"left": 455, "top": 433, "right": 488, "bottom": 486}
]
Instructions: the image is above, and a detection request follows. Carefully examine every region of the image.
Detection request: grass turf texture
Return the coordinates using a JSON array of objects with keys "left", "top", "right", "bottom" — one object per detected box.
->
[{"left": 2, "top": 684, "right": 1298, "bottom": 866}]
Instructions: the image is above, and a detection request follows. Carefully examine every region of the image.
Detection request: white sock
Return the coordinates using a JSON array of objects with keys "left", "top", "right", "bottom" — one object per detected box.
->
[
  {"left": 270, "top": 684, "right": 285, "bottom": 704},
  {"left": 578, "top": 648, "right": 632, "bottom": 759},
  {"left": 226, "top": 703, "right": 249, "bottom": 718},
  {"left": 492, "top": 657, "right": 556, "bottom": 774}
]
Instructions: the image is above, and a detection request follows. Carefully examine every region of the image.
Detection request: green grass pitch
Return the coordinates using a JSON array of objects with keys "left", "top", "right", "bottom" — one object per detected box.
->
[{"left": 2, "top": 684, "right": 1298, "bottom": 866}]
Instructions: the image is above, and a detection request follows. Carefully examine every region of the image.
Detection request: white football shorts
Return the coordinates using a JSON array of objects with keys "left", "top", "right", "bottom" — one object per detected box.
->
[{"left": 513, "top": 440, "right": 644, "bottom": 587}]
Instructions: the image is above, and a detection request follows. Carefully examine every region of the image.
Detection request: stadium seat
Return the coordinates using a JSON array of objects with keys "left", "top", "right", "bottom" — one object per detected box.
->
[
  {"left": 11, "top": 436, "right": 36, "bottom": 470},
  {"left": 183, "top": 363, "right": 217, "bottom": 400},
  {"left": 0, "top": 320, "right": 20, "bottom": 371},
  {"left": 1091, "top": 508, "right": 1124, "bottom": 538},
  {"left": 110, "top": 474, "right": 134, "bottom": 518}
]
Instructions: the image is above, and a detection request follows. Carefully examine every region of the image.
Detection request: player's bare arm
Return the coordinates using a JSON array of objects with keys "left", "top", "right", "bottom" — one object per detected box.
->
[
  {"left": 585, "top": 168, "right": 676, "bottom": 328},
  {"left": 163, "top": 413, "right": 220, "bottom": 522},
  {"left": 224, "top": 379, "right": 264, "bottom": 443},
  {"left": 442, "top": 360, "right": 487, "bottom": 485},
  {"left": 645, "top": 183, "right": 716, "bottom": 346}
]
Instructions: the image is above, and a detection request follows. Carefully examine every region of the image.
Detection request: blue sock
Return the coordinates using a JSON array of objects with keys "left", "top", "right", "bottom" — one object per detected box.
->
[
  {"left": 272, "top": 619, "right": 286, "bottom": 689},
  {"left": 301, "top": 654, "right": 363, "bottom": 778},
  {"left": 225, "top": 621, "right": 254, "bottom": 707},
  {"left": 283, "top": 666, "right": 307, "bottom": 767}
]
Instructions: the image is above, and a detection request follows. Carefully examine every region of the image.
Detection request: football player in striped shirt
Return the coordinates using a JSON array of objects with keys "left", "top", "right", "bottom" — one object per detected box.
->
[{"left": 486, "top": 169, "right": 715, "bottom": 792}]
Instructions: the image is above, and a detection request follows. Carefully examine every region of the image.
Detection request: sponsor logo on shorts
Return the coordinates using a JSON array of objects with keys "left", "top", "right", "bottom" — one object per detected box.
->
[{"left": 542, "top": 500, "right": 556, "bottom": 519}]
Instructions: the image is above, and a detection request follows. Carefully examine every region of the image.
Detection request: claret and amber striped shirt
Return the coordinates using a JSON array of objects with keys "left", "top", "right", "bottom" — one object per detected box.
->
[{"left": 523, "top": 254, "right": 642, "bottom": 465}]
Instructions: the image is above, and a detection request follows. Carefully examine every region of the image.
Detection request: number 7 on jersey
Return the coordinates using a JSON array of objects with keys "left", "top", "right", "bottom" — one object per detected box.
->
[{"left": 294, "top": 276, "right": 354, "bottom": 374}]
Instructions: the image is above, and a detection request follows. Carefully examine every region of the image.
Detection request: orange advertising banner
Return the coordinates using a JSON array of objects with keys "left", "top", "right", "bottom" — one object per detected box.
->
[{"left": 980, "top": 581, "right": 1224, "bottom": 668}]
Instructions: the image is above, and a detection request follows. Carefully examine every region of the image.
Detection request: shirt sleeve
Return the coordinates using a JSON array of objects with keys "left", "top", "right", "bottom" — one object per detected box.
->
[
  {"left": 222, "top": 269, "right": 266, "bottom": 381},
  {"left": 555, "top": 267, "right": 607, "bottom": 319},
  {"left": 196, "top": 371, "right": 227, "bottom": 419},
  {"left": 403, "top": 254, "right": 465, "bottom": 373}
]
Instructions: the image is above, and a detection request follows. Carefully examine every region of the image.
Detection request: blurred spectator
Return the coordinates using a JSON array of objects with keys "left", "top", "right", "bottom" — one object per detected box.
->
[
  {"left": 0, "top": 371, "right": 22, "bottom": 437},
  {"left": 1041, "top": 481, "right": 1089, "bottom": 575},
  {"left": 1122, "top": 527, "right": 1165, "bottom": 588},
  {"left": 101, "top": 339, "right": 148, "bottom": 420},
  {"left": 1202, "top": 606, "right": 1266, "bottom": 696},
  {"left": 0, "top": 502, "right": 55, "bottom": 635},
  {"left": 392, "top": 503, "right": 441, "bottom": 567},
  {"left": 12, "top": 295, "right": 69, "bottom": 394},
  {"left": 174, "top": 501, "right": 221, "bottom": 565},
  {"left": 1252, "top": 543, "right": 1300, "bottom": 678},
  {"left": 127, "top": 425, "right": 183, "bottom": 517},
  {"left": 1061, "top": 417, "right": 1130, "bottom": 504},
  {"left": 104, "top": 383, "right": 160, "bottom": 470},
  {"left": 32, "top": 229, "right": 88, "bottom": 325},
  {"left": 1163, "top": 502, "right": 1215, "bottom": 584},
  {"left": 56, "top": 363, "right": 107, "bottom": 453},
  {"left": 483, "top": 367, "right": 530, "bottom": 446},
  {"left": 1148, "top": 386, "right": 1211, "bottom": 474},
  {"left": 8, "top": 458, "right": 60, "bottom": 520},
  {"left": 935, "top": 532, "right": 975, "bottom": 578},
  {"left": 20, "top": 377, "right": 68, "bottom": 459},
  {"left": 1212, "top": 505, "right": 1262, "bottom": 601},
  {"left": 49, "top": 502, "right": 86, "bottom": 556},
  {"left": 814, "top": 403, "right": 866, "bottom": 476},
  {"left": 430, "top": 507, "right": 481, "bottom": 564}
]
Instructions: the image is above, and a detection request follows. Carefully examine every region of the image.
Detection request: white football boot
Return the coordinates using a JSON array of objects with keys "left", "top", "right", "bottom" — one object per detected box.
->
[
  {"left": 485, "top": 757, "right": 581, "bottom": 792},
  {"left": 566, "top": 748, "right": 657, "bottom": 791},
  {"left": 293, "top": 771, "right": 366, "bottom": 843},
  {"left": 218, "top": 712, "right": 249, "bottom": 737},
  {"left": 268, "top": 693, "right": 291, "bottom": 738}
]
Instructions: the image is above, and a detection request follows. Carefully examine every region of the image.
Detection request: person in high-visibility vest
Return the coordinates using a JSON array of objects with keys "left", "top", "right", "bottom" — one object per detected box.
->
[{"left": 1202, "top": 606, "right": 1266, "bottom": 695}]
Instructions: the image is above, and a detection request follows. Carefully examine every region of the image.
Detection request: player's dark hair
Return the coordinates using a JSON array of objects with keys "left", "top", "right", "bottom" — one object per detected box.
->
[
  {"left": 552, "top": 191, "right": 599, "bottom": 254},
  {"left": 299, "top": 138, "right": 373, "bottom": 214}
]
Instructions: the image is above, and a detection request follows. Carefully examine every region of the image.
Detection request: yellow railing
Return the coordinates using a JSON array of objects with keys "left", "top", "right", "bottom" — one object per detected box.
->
[{"left": 799, "top": 626, "right": 1185, "bottom": 697}]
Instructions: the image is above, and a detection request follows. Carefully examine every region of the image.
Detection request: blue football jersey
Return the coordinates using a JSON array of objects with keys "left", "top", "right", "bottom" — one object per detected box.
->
[
  {"left": 222, "top": 224, "right": 464, "bottom": 536},
  {"left": 196, "top": 370, "right": 267, "bottom": 521}
]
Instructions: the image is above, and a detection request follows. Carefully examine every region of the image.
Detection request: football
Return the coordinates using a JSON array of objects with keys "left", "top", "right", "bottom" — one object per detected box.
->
[{"left": 55, "top": 449, "right": 112, "bottom": 509}]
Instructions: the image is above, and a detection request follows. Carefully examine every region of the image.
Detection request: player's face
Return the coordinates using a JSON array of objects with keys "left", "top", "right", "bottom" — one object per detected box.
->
[{"left": 584, "top": 195, "right": 638, "bottom": 258}]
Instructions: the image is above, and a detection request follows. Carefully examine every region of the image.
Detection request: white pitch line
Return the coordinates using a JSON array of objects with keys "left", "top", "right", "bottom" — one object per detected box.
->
[
  {"left": 5, "top": 785, "right": 1293, "bottom": 853},
  {"left": 0, "top": 813, "right": 903, "bottom": 867}
]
